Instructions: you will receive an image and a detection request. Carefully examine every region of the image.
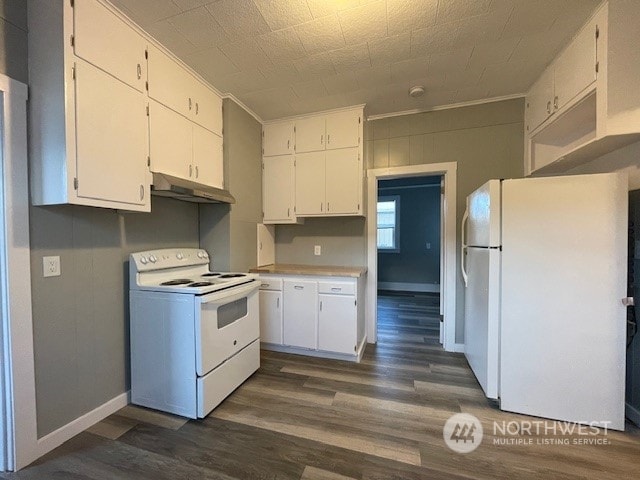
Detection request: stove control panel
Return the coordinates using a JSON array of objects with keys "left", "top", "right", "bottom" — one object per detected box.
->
[{"left": 131, "top": 248, "right": 210, "bottom": 272}]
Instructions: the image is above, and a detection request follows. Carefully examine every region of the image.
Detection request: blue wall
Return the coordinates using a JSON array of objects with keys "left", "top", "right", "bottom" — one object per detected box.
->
[{"left": 377, "top": 178, "right": 441, "bottom": 289}]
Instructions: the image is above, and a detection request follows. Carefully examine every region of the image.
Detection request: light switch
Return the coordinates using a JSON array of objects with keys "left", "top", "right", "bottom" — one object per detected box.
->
[
  {"left": 426, "top": 242, "right": 431, "bottom": 249},
  {"left": 314, "top": 245, "right": 321, "bottom": 256},
  {"left": 43, "top": 256, "right": 61, "bottom": 277}
]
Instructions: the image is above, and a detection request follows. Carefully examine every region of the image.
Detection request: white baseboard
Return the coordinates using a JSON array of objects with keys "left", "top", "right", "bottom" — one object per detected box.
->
[
  {"left": 626, "top": 402, "right": 640, "bottom": 427},
  {"left": 451, "top": 343, "right": 465, "bottom": 353},
  {"left": 37, "top": 391, "right": 129, "bottom": 457},
  {"left": 378, "top": 282, "right": 440, "bottom": 293}
]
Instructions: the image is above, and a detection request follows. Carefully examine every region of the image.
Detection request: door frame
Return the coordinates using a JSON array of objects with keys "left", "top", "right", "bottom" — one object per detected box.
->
[
  {"left": 366, "top": 162, "right": 457, "bottom": 351},
  {"left": 0, "top": 74, "right": 38, "bottom": 471}
]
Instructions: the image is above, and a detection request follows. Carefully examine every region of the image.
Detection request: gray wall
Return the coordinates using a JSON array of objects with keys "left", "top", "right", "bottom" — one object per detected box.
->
[
  {"left": 200, "top": 98, "right": 262, "bottom": 272},
  {"left": 378, "top": 184, "right": 441, "bottom": 287},
  {"left": 0, "top": 0, "right": 28, "bottom": 83},
  {"left": 30, "top": 198, "right": 199, "bottom": 437}
]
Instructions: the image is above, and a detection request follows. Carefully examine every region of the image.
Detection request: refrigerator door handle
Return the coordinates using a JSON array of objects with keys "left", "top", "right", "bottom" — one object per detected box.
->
[{"left": 461, "top": 208, "right": 469, "bottom": 287}]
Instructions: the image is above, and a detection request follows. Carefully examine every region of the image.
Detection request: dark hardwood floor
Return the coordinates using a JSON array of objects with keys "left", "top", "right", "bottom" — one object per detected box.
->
[{"left": 3, "top": 291, "right": 639, "bottom": 479}]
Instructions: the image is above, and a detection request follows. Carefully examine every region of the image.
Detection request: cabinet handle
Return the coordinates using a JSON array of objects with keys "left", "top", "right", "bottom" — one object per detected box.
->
[
  {"left": 195, "top": 102, "right": 199, "bottom": 115},
  {"left": 321, "top": 203, "right": 323, "bottom": 212},
  {"left": 327, "top": 202, "right": 330, "bottom": 212},
  {"left": 287, "top": 139, "right": 290, "bottom": 150},
  {"left": 287, "top": 207, "right": 290, "bottom": 217},
  {"left": 321, "top": 134, "right": 324, "bottom": 145},
  {"left": 136, "top": 63, "right": 141, "bottom": 80},
  {"left": 327, "top": 134, "right": 330, "bottom": 144},
  {"left": 294, "top": 285, "right": 304, "bottom": 290},
  {"left": 189, "top": 97, "right": 192, "bottom": 111},
  {"left": 189, "top": 165, "right": 193, "bottom": 177},
  {"left": 139, "top": 184, "right": 144, "bottom": 200},
  {"left": 195, "top": 166, "right": 199, "bottom": 178},
  {"left": 320, "top": 301, "right": 323, "bottom": 311},
  {"left": 554, "top": 95, "right": 559, "bottom": 110},
  {"left": 546, "top": 101, "right": 551, "bottom": 114},
  {"left": 277, "top": 297, "right": 280, "bottom": 308}
]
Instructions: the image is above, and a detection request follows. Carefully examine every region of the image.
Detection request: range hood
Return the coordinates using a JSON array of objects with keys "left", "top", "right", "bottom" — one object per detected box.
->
[{"left": 151, "top": 173, "right": 235, "bottom": 204}]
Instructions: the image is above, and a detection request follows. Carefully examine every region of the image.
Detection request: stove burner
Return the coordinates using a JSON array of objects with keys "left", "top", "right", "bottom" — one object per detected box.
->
[
  {"left": 219, "top": 273, "right": 246, "bottom": 279},
  {"left": 161, "top": 279, "right": 193, "bottom": 286},
  {"left": 201, "top": 273, "right": 222, "bottom": 277},
  {"left": 187, "top": 281, "right": 214, "bottom": 288}
]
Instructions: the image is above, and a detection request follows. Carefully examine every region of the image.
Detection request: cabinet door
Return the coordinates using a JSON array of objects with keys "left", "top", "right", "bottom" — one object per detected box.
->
[
  {"left": 259, "top": 290, "right": 283, "bottom": 345},
  {"left": 263, "top": 155, "right": 295, "bottom": 222},
  {"left": 554, "top": 18, "right": 597, "bottom": 112},
  {"left": 318, "top": 294, "right": 357, "bottom": 354},
  {"left": 147, "top": 45, "right": 192, "bottom": 118},
  {"left": 325, "top": 110, "right": 360, "bottom": 150},
  {"left": 191, "top": 78, "right": 223, "bottom": 135},
  {"left": 325, "top": 148, "right": 360, "bottom": 215},
  {"left": 295, "top": 116, "right": 326, "bottom": 153},
  {"left": 263, "top": 122, "right": 294, "bottom": 156},
  {"left": 74, "top": 0, "right": 146, "bottom": 92},
  {"left": 149, "top": 100, "right": 193, "bottom": 181},
  {"left": 193, "top": 125, "right": 224, "bottom": 188},
  {"left": 74, "top": 60, "right": 148, "bottom": 207},
  {"left": 525, "top": 67, "right": 554, "bottom": 133},
  {"left": 295, "top": 152, "right": 326, "bottom": 215},
  {"left": 283, "top": 280, "right": 318, "bottom": 349}
]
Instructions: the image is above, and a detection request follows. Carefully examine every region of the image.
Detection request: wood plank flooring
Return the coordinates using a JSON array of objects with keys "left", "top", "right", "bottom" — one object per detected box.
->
[{"left": 3, "top": 291, "right": 639, "bottom": 479}]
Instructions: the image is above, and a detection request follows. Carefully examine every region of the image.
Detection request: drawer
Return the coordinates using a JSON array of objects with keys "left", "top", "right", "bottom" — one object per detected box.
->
[
  {"left": 318, "top": 281, "right": 355, "bottom": 295},
  {"left": 259, "top": 277, "right": 283, "bottom": 291}
]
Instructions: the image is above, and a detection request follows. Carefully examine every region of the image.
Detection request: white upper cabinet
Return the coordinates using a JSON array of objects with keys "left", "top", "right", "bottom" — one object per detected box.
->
[
  {"left": 295, "top": 152, "right": 326, "bottom": 215},
  {"left": 149, "top": 100, "right": 192, "bottom": 181},
  {"left": 295, "top": 116, "right": 326, "bottom": 153},
  {"left": 263, "top": 155, "right": 297, "bottom": 224},
  {"left": 28, "top": 0, "right": 150, "bottom": 212},
  {"left": 75, "top": 59, "right": 149, "bottom": 207},
  {"left": 325, "top": 110, "right": 361, "bottom": 150},
  {"left": 525, "top": 68, "right": 554, "bottom": 135},
  {"left": 193, "top": 124, "right": 223, "bottom": 189},
  {"left": 263, "top": 122, "right": 295, "bottom": 156},
  {"left": 73, "top": 0, "right": 146, "bottom": 92},
  {"left": 147, "top": 45, "right": 222, "bottom": 135},
  {"left": 325, "top": 148, "right": 360, "bottom": 215}
]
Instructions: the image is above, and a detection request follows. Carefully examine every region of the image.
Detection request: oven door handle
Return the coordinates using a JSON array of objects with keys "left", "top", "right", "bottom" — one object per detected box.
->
[{"left": 199, "top": 281, "right": 258, "bottom": 305}]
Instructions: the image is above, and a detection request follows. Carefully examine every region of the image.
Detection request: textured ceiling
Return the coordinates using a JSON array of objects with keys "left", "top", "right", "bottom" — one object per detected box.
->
[{"left": 111, "top": 0, "right": 600, "bottom": 120}]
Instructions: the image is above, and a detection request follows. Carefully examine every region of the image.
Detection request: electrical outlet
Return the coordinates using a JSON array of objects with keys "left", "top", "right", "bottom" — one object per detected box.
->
[
  {"left": 314, "top": 245, "right": 322, "bottom": 256},
  {"left": 43, "top": 255, "right": 61, "bottom": 277},
  {"left": 426, "top": 242, "right": 431, "bottom": 250}
]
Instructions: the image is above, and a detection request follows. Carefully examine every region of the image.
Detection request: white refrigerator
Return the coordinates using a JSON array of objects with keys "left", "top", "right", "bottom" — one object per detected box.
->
[{"left": 462, "top": 172, "right": 627, "bottom": 430}]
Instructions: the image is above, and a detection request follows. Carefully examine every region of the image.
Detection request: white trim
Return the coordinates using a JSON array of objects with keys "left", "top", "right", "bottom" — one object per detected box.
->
[
  {"left": 377, "top": 282, "right": 440, "bottom": 293},
  {"left": 366, "top": 163, "right": 457, "bottom": 352},
  {"left": 222, "top": 93, "right": 263, "bottom": 125},
  {"left": 0, "top": 74, "right": 36, "bottom": 472},
  {"left": 453, "top": 343, "right": 466, "bottom": 353},
  {"left": 261, "top": 342, "right": 366, "bottom": 363},
  {"left": 626, "top": 402, "right": 640, "bottom": 427},
  {"left": 37, "top": 392, "right": 129, "bottom": 457},
  {"left": 366, "top": 94, "right": 524, "bottom": 121},
  {"left": 262, "top": 103, "right": 366, "bottom": 125}
]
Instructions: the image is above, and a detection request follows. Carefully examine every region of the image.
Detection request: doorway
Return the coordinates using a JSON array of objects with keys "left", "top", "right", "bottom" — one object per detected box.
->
[
  {"left": 366, "top": 163, "right": 457, "bottom": 352},
  {"left": 376, "top": 176, "right": 442, "bottom": 347}
]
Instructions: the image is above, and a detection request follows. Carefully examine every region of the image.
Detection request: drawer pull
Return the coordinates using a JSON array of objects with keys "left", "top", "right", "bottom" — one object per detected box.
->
[
  {"left": 294, "top": 285, "right": 304, "bottom": 290},
  {"left": 320, "top": 301, "right": 323, "bottom": 311},
  {"left": 331, "top": 287, "right": 342, "bottom": 292},
  {"left": 261, "top": 283, "right": 270, "bottom": 288}
]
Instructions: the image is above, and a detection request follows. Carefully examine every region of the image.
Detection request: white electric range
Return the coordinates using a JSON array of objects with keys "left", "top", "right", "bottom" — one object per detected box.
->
[{"left": 129, "top": 248, "right": 260, "bottom": 419}]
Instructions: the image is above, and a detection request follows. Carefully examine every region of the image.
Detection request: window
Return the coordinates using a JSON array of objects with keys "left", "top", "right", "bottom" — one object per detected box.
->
[{"left": 377, "top": 195, "right": 400, "bottom": 252}]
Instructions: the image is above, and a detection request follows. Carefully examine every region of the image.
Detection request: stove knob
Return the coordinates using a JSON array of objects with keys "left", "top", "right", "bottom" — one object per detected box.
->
[
  {"left": 176, "top": 252, "right": 183, "bottom": 260},
  {"left": 140, "top": 256, "right": 148, "bottom": 265},
  {"left": 149, "top": 255, "right": 157, "bottom": 263},
  {"left": 197, "top": 251, "right": 205, "bottom": 259}
]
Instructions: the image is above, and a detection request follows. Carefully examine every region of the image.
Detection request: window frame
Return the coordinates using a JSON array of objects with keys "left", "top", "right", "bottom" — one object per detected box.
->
[{"left": 377, "top": 195, "right": 400, "bottom": 253}]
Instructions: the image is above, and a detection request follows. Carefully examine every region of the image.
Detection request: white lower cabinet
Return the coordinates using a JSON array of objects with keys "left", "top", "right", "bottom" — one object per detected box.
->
[
  {"left": 318, "top": 294, "right": 357, "bottom": 354},
  {"left": 259, "top": 278, "right": 283, "bottom": 345},
  {"left": 258, "top": 274, "right": 365, "bottom": 360},
  {"left": 283, "top": 280, "right": 318, "bottom": 349}
]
